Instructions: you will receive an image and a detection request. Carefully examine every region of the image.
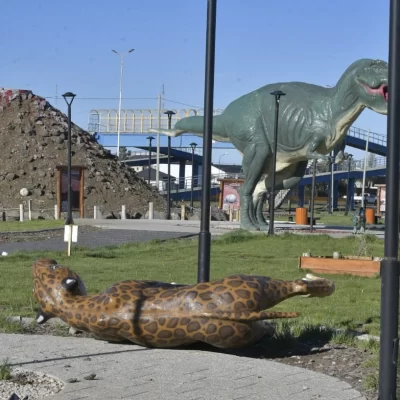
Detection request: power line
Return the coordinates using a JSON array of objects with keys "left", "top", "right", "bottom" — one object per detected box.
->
[
  {"left": 45, "top": 97, "right": 158, "bottom": 100},
  {"left": 163, "top": 98, "right": 202, "bottom": 108}
]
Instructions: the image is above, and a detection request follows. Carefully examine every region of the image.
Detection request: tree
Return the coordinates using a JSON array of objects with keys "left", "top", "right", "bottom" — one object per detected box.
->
[{"left": 119, "top": 146, "right": 132, "bottom": 161}]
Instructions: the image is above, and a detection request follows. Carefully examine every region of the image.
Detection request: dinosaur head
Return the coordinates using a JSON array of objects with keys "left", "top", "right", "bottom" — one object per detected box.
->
[
  {"left": 32, "top": 258, "right": 87, "bottom": 324},
  {"left": 354, "top": 59, "right": 388, "bottom": 115}
]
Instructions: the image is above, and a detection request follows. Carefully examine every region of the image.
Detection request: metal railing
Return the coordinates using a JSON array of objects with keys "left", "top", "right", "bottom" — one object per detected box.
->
[
  {"left": 304, "top": 156, "right": 387, "bottom": 176},
  {"left": 348, "top": 126, "right": 387, "bottom": 147}
]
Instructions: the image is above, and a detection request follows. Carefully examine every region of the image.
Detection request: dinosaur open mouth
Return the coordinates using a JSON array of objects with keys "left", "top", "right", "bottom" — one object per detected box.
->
[{"left": 361, "top": 81, "right": 388, "bottom": 102}]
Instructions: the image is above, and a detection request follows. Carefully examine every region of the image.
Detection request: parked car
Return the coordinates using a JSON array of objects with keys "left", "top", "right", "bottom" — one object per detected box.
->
[
  {"left": 364, "top": 193, "right": 377, "bottom": 205},
  {"left": 343, "top": 193, "right": 377, "bottom": 205},
  {"left": 353, "top": 193, "right": 377, "bottom": 205}
]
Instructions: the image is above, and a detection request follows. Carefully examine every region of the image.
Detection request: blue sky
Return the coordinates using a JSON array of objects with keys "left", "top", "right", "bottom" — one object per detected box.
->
[{"left": 0, "top": 0, "right": 390, "bottom": 164}]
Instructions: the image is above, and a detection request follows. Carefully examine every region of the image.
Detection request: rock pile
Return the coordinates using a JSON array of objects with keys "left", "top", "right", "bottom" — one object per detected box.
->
[{"left": 0, "top": 89, "right": 166, "bottom": 218}]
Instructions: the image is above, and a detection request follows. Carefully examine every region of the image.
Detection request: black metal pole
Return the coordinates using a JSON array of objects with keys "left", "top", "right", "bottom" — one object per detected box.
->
[
  {"left": 62, "top": 92, "right": 76, "bottom": 226},
  {"left": 329, "top": 157, "right": 334, "bottom": 214},
  {"left": 268, "top": 91, "right": 285, "bottom": 236},
  {"left": 165, "top": 111, "right": 176, "bottom": 220},
  {"left": 309, "top": 159, "right": 316, "bottom": 232},
  {"left": 67, "top": 103, "right": 73, "bottom": 225},
  {"left": 190, "top": 146, "right": 195, "bottom": 209},
  {"left": 197, "top": 0, "right": 217, "bottom": 283},
  {"left": 345, "top": 155, "right": 352, "bottom": 216},
  {"left": 147, "top": 136, "right": 154, "bottom": 185},
  {"left": 167, "top": 136, "right": 171, "bottom": 216},
  {"left": 379, "top": 1, "right": 400, "bottom": 397}
]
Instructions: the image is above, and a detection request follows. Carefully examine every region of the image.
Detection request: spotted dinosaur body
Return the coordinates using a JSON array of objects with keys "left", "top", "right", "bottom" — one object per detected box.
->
[{"left": 32, "top": 259, "right": 335, "bottom": 349}]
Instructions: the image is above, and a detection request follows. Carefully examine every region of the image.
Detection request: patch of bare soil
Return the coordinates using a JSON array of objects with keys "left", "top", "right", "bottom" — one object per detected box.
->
[{"left": 0, "top": 89, "right": 166, "bottom": 218}]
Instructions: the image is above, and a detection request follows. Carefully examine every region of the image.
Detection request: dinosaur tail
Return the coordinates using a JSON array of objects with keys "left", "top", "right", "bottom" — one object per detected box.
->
[{"left": 149, "top": 115, "right": 230, "bottom": 142}]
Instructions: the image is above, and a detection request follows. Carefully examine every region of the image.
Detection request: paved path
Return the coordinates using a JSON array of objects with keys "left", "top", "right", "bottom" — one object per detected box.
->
[
  {"left": 2, "top": 334, "right": 366, "bottom": 400},
  {"left": 0, "top": 219, "right": 386, "bottom": 254},
  {"left": 0, "top": 229, "right": 197, "bottom": 254}
]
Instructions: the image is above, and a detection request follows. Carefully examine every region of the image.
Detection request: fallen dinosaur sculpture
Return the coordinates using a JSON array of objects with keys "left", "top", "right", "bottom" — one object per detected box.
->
[
  {"left": 151, "top": 58, "right": 388, "bottom": 231},
  {"left": 32, "top": 258, "right": 335, "bottom": 349}
]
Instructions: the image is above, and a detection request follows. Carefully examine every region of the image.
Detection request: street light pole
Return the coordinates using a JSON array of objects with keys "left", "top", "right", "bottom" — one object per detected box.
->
[
  {"left": 329, "top": 152, "right": 335, "bottom": 214},
  {"left": 190, "top": 142, "right": 197, "bottom": 210},
  {"left": 218, "top": 152, "right": 228, "bottom": 169},
  {"left": 309, "top": 159, "right": 317, "bottom": 232},
  {"left": 147, "top": 136, "right": 155, "bottom": 185},
  {"left": 197, "top": 0, "right": 217, "bottom": 284},
  {"left": 112, "top": 48, "right": 134, "bottom": 158},
  {"left": 165, "top": 111, "right": 176, "bottom": 219},
  {"left": 379, "top": 0, "right": 400, "bottom": 397},
  {"left": 268, "top": 90, "right": 286, "bottom": 236},
  {"left": 62, "top": 92, "right": 76, "bottom": 227},
  {"left": 344, "top": 154, "right": 353, "bottom": 216}
]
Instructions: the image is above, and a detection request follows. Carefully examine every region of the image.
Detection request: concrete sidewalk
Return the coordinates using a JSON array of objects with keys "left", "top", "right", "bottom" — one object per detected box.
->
[{"left": 1, "top": 333, "right": 366, "bottom": 400}]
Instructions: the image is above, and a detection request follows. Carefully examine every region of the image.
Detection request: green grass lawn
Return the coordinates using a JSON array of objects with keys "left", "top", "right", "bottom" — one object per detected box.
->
[
  {"left": 0, "top": 220, "right": 65, "bottom": 232},
  {"left": 0, "top": 230, "right": 386, "bottom": 336},
  {"left": 316, "top": 212, "right": 355, "bottom": 226}
]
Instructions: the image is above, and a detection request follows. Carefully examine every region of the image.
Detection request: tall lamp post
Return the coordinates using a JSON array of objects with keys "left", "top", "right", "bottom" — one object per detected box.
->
[
  {"left": 268, "top": 90, "right": 286, "bottom": 236},
  {"left": 309, "top": 159, "right": 317, "bottom": 232},
  {"left": 218, "top": 152, "right": 228, "bottom": 169},
  {"left": 165, "top": 111, "right": 176, "bottom": 219},
  {"left": 190, "top": 142, "right": 197, "bottom": 209},
  {"left": 62, "top": 92, "right": 76, "bottom": 226},
  {"left": 379, "top": 1, "right": 400, "bottom": 397},
  {"left": 197, "top": 0, "right": 217, "bottom": 284},
  {"left": 112, "top": 48, "right": 134, "bottom": 157},
  {"left": 344, "top": 153, "right": 353, "bottom": 216},
  {"left": 147, "top": 136, "right": 155, "bottom": 185}
]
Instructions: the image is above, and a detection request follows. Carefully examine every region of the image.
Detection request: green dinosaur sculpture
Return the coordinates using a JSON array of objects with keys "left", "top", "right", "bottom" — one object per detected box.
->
[{"left": 151, "top": 59, "right": 388, "bottom": 231}]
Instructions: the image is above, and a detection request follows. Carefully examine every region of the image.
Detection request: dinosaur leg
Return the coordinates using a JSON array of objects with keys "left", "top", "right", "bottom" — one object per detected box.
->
[
  {"left": 254, "top": 193, "right": 269, "bottom": 231},
  {"left": 238, "top": 141, "right": 270, "bottom": 231},
  {"left": 251, "top": 162, "right": 309, "bottom": 231}
]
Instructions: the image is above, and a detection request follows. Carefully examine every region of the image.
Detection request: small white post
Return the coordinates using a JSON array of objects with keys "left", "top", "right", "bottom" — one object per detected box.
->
[
  {"left": 148, "top": 202, "right": 154, "bottom": 220},
  {"left": 229, "top": 208, "right": 233, "bottom": 222},
  {"left": 19, "top": 204, "right": 24, "bottom": 222},
  {"left": 28, "top": 199, "right": 32, "bottom": 220},
  {"left": 54, "top": 204, "right": 58, "bottom": 220},
  {"left": 94, "top": 205, "right": 97, "bottom": 219},
  {"left": 121, "top": 205, "right": 126, "bottom": 220},
  {"left": 181, "top": 204, "right": 185, "bottom": 220}
]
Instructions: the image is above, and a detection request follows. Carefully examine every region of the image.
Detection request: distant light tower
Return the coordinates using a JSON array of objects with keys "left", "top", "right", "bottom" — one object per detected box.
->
[{"left": 112, "top": 48, "right": 134, "bottom": 157}]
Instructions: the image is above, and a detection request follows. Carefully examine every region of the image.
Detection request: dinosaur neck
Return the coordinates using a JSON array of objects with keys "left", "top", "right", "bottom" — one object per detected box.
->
[{"left": 330, "top": 73, "right": 365, "bottom": 134}]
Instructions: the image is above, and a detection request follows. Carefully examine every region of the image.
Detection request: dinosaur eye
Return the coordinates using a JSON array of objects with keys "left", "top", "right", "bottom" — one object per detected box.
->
[{"left": 50, "top": 265, "right": 56, "bottom": 270}]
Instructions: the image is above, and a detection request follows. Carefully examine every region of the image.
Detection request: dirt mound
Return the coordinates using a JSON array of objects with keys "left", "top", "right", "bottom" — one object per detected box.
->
[{"left": 0, "top": 89, "right": 166, "bottom": 218}]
